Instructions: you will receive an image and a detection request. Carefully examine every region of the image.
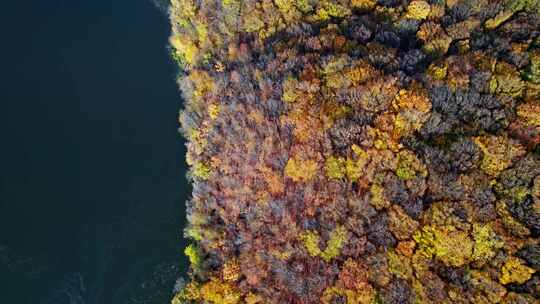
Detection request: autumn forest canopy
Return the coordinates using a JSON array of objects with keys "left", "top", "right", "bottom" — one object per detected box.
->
[{"left": 168, "top": 0, "right": 540, "bottom": 303}]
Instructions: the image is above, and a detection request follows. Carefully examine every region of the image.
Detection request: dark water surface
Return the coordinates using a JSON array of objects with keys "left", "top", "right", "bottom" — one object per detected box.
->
[{"left": 0, "top": 1, "right": 189, "bottom": 303}]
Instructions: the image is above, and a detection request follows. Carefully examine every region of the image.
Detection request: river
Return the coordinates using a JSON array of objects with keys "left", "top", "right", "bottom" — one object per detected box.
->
[{"left": 0, "top": 1, "right": 189, "bottom": 303}]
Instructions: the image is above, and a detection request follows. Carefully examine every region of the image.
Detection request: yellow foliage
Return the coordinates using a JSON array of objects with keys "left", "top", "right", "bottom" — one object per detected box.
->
[
  {"left": 320, "top": 225, "right": 348, "bottom": 262},
  {"left": 190, "top": 70, "right": 215, "bottom": 99},
  {"left": 516, "top": 102, "right": 540, "bottom": 126},
  {"left": 472, "top": 223, "right": 504, "bottom": 263},
  {"left": 270, "top": 248, "right": 293, "bottom": 260},
  {"left": 243, "top": 11, "right": 265, "bottom": 33},
  {"left": 172, "top": 281, "right": 201, "bottom": 304},
  {"left": 343, "top": 146, "right": 369, "bottom": 181},
  {"left": 322, "top": 56, "right": 349, "bottom": 75},
  {"left": 184, "top": 244, "right": 201, "bottom": 267},
  {"left": 299, "top": 230, "right": 322, "bottom": 256},
  {"left": 469, "top": 270, "right": 507, "bottom": 303},
  {"left": 427, "top": 62, "right": 448, "bottom": 80},
  {"left": 325, "top": 156, "right": 346, "bottom": 179},
  {"left": 473, "top": 135, "right": 526, "bottom": 177},
  {"left": 395, "top": 150, "right": 427, "bottom": 181},
  {"left": 322, "top": 103, "right": 352, "bottom": 129},
  {"left": 315, "top": 2, "right": 350, "bottom": 21},
  {"left": 170, "top": 35, "right": 199, "bottom": 65},
  {"left": 413, "top": 225, "right": 474, "bottom": 267},
  {"left": 195, "top": 22, "right": 208, "bottom": 44},
  {"left": 392, "top": 89, "right": 432, "bottom": 113},
  {"left": 325, "top": 72, "right": 352, "bottom": 89},
  {"left": 369, "top": 182, "right": 389, "bottom": 210},
  {"left": 351, "top": 144, "right": 367, "bottom": 158},
  {"left": 192, "top": 161, "right": 212, "bottom": 180},
  {"left": 199, "top": 278, "right": 241, "bottom": 304},
  {"left": 275, "top": 0, "right": 302, "bottom": 22},
  {"left": 171, "top": 0, "right": 197, "bottom": 28},
  {"left": 299, "top": 225, "right": 348, "bottom": 262},
  {"left": 347, "top": 62, "right": 377, "bottom": 85},
  {"left": 345, "top": 157, "right": 367, "bottom": 182},
  {"left": 294, "top": 0, "right": 313, "bottom": 13},
  {"left": 208, "top": 104, "right": 221, "bottom": 120},
  {"left": 388, "top": 251, "right": 413, "bottom": 280},
  {"left": 223, "top": 259, "right": 241, "bottom": 282},
  {"left": 351, "top": 0, "right": 377, "bottom": 10},
  {"left": 425, "top": 36, "right": 453, "bottom": 56},
  {"left": 284, "top": 156, "right": 318, "bottom": 182},
  {"left": 321, "top": 286, "right": 375, "bottom": 304},
  {"left": 489, "top": 62, "right": 524, "bottom": 97},
  {"left": 496, "top": 201, "right": 531, "bottom": 237},
  {"left": 282, "top": 76, "right": 299, "bottom": 103},
  {"left": 500, "top": 257, "right": 536, "bottom": 285},
  {"left": 405, "top": 1, "right": 431, "bottom": 20},
  {"left": 325, "top": 148, "right": 369, "bottom": 181},
  {"left": 485, "top": 10, "right": 514, "bottom": 29},
  {"left": 391, "top": 89, "right": 432, "bottom": 139},
  {"left": 245, "top": 292, "right": 264, "bottom": 304},
  {"left": 222, "top": 0, "right": 238, "bottom": 6}
]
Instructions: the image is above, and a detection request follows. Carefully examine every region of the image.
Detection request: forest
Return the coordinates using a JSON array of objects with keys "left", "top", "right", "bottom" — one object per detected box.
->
[{"left": 168, "top": 0, "right": 540, "bottom": 303}]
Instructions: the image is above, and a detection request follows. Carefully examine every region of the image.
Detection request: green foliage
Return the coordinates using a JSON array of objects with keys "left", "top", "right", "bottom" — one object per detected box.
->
[{"left": 184, "top": 244, "right": 201, "bottom": 267}]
